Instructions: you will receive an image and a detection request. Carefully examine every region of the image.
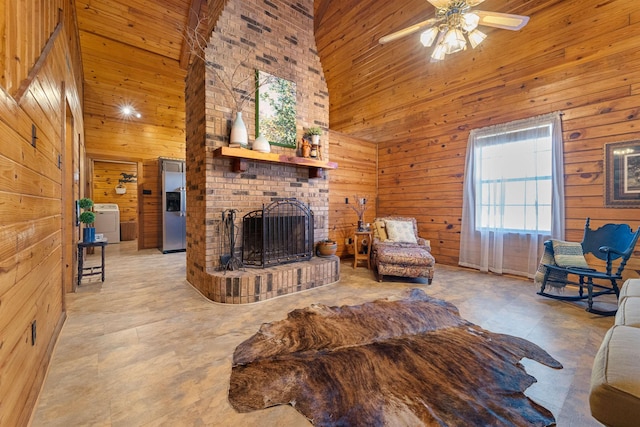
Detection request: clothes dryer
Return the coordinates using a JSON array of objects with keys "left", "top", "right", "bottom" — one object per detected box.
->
[{"left": 94, "top": 203, "right": 120, "bottom": 243}]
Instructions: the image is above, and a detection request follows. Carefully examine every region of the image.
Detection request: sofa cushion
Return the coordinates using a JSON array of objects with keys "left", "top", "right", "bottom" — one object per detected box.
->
[
  {"left": 385, "top": 220, "right": 417, "bottom": 244},
  {"left": 620, "top": 279, "right": 640, "bottom": 301},
  {"left": 615, "top": 297, "right": 640, "bottom": 328},
  {"left": 590, "top": 325, "right": 640, "bottom": 427},
  {"left": 376, "top": 244, "right": 434, "bottom": 267},
  {"left": 551, "top": 240, "right": 589, "bottom": 269}
]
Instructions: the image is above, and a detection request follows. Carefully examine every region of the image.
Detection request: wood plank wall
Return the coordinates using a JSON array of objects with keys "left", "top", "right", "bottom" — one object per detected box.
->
[
  {"left": 92, "top": 160, "right": 138, "bottom": 223},
  {"left": 0, "top": 2, "right": 84, "bottom": 425},
  {"left": 328, "top": 131, "right": 377, "bottom": 257},
  {"left": 139, "top": 159, "right": 161, "bottom": 250},
  {"left": 316, "top": 0, "right": 640, "bottom": 278},
  {"left": 1, "top": 2, "right": 61, "bottom": 94},
  {"left": 76, "top": 19, "right": 187, "bottom": 248}
]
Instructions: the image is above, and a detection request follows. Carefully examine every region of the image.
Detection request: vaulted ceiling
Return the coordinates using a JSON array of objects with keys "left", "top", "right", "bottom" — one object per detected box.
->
[{"left": 73, "top": 0, "right": 562, "bottom": 145}]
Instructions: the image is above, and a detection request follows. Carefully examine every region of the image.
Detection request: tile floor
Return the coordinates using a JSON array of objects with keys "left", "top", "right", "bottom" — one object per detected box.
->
[{"left": 30, "top": 241, "right": 611, "bottom": 426}]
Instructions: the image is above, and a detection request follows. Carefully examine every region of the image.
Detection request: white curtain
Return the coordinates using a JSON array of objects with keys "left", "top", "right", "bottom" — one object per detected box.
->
[{"left": 459, "top": 112, "right": 565, "bottom": 278}]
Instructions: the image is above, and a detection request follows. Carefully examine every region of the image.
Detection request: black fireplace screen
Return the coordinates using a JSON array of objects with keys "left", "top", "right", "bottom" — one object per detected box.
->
[{"left": 242, "top": 199, "right": 314, "bottom": 267}]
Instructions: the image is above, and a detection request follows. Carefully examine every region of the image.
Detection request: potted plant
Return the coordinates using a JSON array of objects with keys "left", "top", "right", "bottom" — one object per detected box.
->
[
  {"left": 316, "top": 239, "right": 337, "bottom": 257},
  {"left": 304, "top": 127, "right": 323, "bottom": 145},
  {"left": 78, "top": 197, "right": 96, "bottom": 243},
  {"left": 115, "top": 172, "right": 136, "bottom": 194}
]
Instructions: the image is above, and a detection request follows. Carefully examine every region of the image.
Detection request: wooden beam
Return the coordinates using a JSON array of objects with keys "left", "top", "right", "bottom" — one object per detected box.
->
[
  {"left": 213, "top": 146, "right": 338, "bottom": 172},
  {"left": 314, "top": 0, "right": 332, "bottom": 33},
  {"left": 14, "top": 17, "right": 63, "bottom": 101}
]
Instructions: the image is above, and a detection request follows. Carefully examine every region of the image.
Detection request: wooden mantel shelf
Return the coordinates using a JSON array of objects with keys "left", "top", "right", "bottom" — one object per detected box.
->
[{"left": 212, "top": 146, "right": 338, "bottom": 178}]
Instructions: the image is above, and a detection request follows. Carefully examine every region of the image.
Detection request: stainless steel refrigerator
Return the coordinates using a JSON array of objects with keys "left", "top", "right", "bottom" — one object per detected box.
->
[{"left": 161, "top": 158, "right": 186, "bottom": 253}]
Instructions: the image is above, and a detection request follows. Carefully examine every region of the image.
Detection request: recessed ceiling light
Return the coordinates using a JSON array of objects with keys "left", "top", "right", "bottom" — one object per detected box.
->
[{"left": 119, "top": 104, "right": 142, "bottom": 119}]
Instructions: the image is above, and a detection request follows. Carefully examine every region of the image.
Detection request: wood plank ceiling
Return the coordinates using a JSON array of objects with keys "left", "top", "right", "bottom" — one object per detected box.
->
[
  {"left": 74, "top": 0, "right": 194, "bottom": 158},
  {"left": 74, "top": 0, "right": 553, "bottom": 147},
  {"left": 313, "top": 0, "right": 565, "bottom": 142}
]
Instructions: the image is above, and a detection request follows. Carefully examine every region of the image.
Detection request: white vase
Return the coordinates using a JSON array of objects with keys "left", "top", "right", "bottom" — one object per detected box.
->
[
  {"left": 230, "top": 112, "right": 248, "bottom": 148},
  {"left": 311, "top": 134, "right": 320, "bottom": 145},
  {"left": 252, "top": 133, "right": 270, "bottom": 153}
]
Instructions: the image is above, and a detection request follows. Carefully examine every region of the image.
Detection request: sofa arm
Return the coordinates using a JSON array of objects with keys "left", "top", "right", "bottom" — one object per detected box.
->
[{"left": 417, "top": 238, "right": 431, "bottom": 251}]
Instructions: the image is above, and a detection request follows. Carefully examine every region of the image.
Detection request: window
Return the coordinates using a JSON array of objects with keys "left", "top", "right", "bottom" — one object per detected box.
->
[
  {"left": 459, "top": 112, "right": 564, "bottom": 278},
  {"left": 476, "top": 125, "right": 552, "bottom": 232}
]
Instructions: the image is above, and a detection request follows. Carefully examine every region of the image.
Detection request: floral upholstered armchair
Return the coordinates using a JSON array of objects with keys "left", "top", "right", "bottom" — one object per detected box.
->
[{"left": 370, "top": 216, "right": 435, "bottom": 283}]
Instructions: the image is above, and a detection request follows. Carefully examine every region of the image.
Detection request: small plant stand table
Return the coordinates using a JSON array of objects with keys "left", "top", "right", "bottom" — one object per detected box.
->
[
  {"left": 353, "top": 230, "right": 372, "bottom": 269},
  {"left": 77, "top": 240, "right": 108, "bottom": 286}
]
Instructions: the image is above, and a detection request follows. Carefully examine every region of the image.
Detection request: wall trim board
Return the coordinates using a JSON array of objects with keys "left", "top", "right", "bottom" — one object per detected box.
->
[{"left": 14, "top": 11, "right": 63, "bottom": 101}]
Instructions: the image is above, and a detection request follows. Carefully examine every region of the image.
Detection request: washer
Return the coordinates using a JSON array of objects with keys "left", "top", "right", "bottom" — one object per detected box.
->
[{"left": 93, "top": 203, "right": 120, "bottom": 243}]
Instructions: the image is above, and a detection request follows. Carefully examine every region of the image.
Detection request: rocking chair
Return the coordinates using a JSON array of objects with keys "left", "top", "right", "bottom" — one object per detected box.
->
[{"left": 537, "top": 218, "right": 640, "bottom": 316}]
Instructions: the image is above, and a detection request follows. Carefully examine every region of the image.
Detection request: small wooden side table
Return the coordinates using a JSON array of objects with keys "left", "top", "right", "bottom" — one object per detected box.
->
[
  {"left": 77, "top": 240, "right": 108, "bottom": 286},
  {"left": 353, "top": 230, "right": 372, "bottom": 269}
]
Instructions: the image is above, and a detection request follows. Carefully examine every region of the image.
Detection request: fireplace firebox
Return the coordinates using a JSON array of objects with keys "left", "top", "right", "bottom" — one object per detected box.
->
[{"left": 242, "top": 199, "right": 314, "bottom": 267}]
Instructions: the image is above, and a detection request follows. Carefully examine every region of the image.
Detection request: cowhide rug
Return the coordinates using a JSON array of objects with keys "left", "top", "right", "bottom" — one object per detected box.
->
[{"left": 228, "top": 289, "right": 562, "bottom": 426}]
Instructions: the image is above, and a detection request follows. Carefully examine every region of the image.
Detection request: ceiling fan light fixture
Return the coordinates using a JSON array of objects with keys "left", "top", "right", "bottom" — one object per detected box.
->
[
  {"left": 431, "top": 42, "right": 447, "bottom": 61},
  {"left": 420, "top": 27, "right": 440, "bottom": 47},
  {"left": 461, "top": 12, "right": 480, "bottom": 32},
  {"left": 378, "top": 1, "right": 530, "bottom": 63},
  {"left": 467, "top": 29, "right": 486, "bottom": 48},
  {"left": 443, "top": 28, "right": 467, "bottom": 54}
]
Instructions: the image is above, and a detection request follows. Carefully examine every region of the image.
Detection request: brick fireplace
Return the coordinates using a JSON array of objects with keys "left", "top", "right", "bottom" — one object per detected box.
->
[{"left": 184, "top": 0, "right": 339, "bottom": 303}]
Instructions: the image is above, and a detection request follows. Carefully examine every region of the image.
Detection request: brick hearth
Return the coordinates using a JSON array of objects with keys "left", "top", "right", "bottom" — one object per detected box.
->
[{"left": 204, "top": 257, "right": 340, "bottom": 304}]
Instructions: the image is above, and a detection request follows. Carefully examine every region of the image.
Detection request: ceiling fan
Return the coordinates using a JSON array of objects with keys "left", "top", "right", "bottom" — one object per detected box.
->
[{"left": 379, "top": 0, "right": 530, "bottom": 61}]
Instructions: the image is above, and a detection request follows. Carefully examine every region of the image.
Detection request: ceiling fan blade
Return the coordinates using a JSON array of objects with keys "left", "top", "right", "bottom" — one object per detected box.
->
[
  {"left": 475, "top": 10, "right": 530, "bottom": 30},
  {"left": 426, "top": 0, "right": 450, "bottom": 8},
  {"left": 427, "top": 0, "right": 486, "bottom": 7},
  {"left": 378, "top": 18, "right": 439, "bottom": 45}
]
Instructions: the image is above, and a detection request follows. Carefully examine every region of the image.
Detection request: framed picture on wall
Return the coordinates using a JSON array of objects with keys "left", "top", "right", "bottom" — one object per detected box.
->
[
  {"left": 604, "top": 140, "right": 640, "bottom": 207},
  {"left": 255, "top": 70, "right": 297, "bottom": 148}
]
